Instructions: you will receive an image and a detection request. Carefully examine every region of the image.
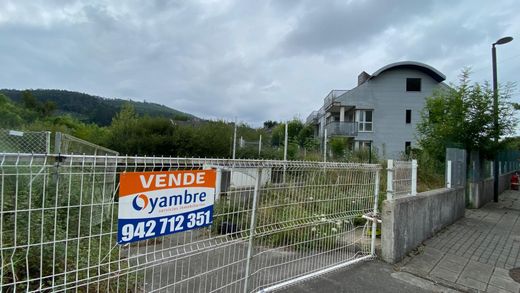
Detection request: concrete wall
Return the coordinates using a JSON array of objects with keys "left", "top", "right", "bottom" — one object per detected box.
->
[
  {"left": 381, "top": 187, "right": 465, "bottom": 264},
  {"left": 467, "top": 171, "right": 516, "bottom": 209}
]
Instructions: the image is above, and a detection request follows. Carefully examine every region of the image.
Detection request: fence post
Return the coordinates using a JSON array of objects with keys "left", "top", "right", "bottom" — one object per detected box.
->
[
  {"left": 243, "top": 168, "right": 262, "bottom": 293},
  {"left": 371, "top": 168, "right": 380, "bottom": 256},
  {"left": 258, "top": 135, "right": 262, "bottom": 156},
  {"left": 283, "top": 123, "right": 288, "bottom": 161},
  {"left": 323, "top": 128, "right": 327, "bottom": 162},
  {"left": 54, "top": 132, "right": 62, "bottom": 154},
  {"left": 283, "top": 123, "right": 288, "bottom": 183},
  {"left": 411, "top": 159, "right": 417, "bottom": 196},
  {"left": 215, "top": 168, "right": 222, "bottom": 201},
  {"left": 386, "top": 159, "right": 394, "bottom": 200},
  {"left": 45, "top": 131, "right": 51, "bottom": 153},
  {"left": 232, "top": 120, "right": 237, "bottom": 160},
  {"left": 446, "top": 160, "right": 452, "bottom": 188}
]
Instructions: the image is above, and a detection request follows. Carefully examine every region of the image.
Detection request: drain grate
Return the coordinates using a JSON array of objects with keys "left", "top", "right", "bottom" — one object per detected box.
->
[{"left": 510, "top": 267, "right": 520, "bottom": 283}]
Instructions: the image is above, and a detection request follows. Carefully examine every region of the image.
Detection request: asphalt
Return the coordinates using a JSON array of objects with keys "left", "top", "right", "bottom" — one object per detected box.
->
[{"left": 280, "top": 260, "right": 437, "bottom": 293}]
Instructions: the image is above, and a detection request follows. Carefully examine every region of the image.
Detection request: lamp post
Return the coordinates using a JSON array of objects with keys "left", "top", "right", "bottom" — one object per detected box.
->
[{"left": 492, "top": 36, "right": 513, "bottom": 202}]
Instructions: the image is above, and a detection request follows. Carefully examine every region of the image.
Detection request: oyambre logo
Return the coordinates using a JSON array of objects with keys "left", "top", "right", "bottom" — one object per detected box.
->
[{"left": 132, "top": 194, "right": 149, "bottom": 211}]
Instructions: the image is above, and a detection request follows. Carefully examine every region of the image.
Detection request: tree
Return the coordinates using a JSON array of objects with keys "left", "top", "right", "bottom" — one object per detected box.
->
[
  {"left": 22, "top": 90, "right": 39, "bottom": 109},
  {"left": 417, "top": 70, "right": 516, "bottom": 160},
  {"left": 263, "top": 120, "right": 278, "bottom": 129}
]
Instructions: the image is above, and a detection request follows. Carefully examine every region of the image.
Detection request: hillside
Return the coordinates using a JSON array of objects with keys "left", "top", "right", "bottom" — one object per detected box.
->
[{"left": 0, "top": 89, "right": 196, "bottom": 126}]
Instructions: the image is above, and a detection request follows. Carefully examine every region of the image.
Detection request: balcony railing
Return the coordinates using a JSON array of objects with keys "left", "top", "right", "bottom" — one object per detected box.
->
[
  {"left": 323, "top": 90, "right": 348, "bottom": 109},
  {"left": 306, "top": 111, "right": 319, "bottom": 124},
  {"left": 325, "top": 121, "right": 358, "bottom": 137}
]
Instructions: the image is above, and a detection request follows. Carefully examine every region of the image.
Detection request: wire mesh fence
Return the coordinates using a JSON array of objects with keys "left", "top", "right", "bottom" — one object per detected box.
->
[
  {"left": 0, "top": 129, "right": 51, "bottom": 153},
  {"left": 386, "top": 160, "right": 417, "bottom": 200},
  {"left": 55, "top": 132, "right": 119, "bottom": 156},
  {"left": 0, "top": 129, "right": 118, "bottom": 156},
  {"left": 0, "top": 153, "right": 380, "bottom": 292}
]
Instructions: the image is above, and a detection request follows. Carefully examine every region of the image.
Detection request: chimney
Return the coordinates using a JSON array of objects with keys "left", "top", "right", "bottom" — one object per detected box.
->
[{"left": 358, "top": 71, "right": 371, "bottom": 85}]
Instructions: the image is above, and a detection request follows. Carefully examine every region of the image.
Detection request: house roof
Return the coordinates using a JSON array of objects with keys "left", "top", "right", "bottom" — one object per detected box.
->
[{"left": 370, "top": 61, "right": 446, "bottom": 82}]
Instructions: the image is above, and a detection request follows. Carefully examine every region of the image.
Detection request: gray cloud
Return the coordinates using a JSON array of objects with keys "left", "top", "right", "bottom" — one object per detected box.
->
[{"left": 0, "top": 0, "right": 519, "bottom": 126}]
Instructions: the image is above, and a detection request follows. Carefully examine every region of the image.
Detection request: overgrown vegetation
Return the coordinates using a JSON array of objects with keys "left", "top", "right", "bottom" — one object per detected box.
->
[
  {"left": 212, "top": 168, "right": 376, "bottom": 252},
  {"left": 0, "top": 163, "right": 141, "bottom": 292},
  {"left": 417, "top": 70, "right": 517, "bottom": 161}
]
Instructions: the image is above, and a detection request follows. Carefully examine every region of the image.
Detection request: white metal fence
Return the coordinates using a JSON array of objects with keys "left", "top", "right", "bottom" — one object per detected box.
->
[
  {"left": 54, "top": 132, "right": 119, "bottom": 156},
  {"left": 0, "top": 153, "right": 381, "bottom": 292},
  {"left": 386, "top": 159, "right": 417, "bottom": 200},
  {"left": 0, "top": 129, "right": 51, "bottom": 153},
  {"left": 0, "top": 129, "right": 118, "bottom": 156}
]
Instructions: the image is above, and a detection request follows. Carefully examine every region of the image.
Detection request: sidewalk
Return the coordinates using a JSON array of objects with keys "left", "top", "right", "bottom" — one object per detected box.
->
[
  {"left": 398, "top": 189, "right": 520, "bottom": 292},
  {"left": 280, "top": 190, "right": 520, "bottom": 293}
]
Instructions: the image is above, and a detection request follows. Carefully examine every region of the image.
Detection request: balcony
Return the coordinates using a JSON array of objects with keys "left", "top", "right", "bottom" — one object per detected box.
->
[
  {"left": 306, "top": 111, "right": 319, "bottom": 124},
  {"left": 325, "top": 122, "right": 358, "bottom": 137},
  {"left": 323, "top": 90, "right": 348, "bottom": 110}
]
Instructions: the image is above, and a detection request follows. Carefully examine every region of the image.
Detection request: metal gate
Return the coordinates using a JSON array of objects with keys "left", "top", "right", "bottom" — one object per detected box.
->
[{"left": 0, "top": 153, "right": 380, "bottom": 292}]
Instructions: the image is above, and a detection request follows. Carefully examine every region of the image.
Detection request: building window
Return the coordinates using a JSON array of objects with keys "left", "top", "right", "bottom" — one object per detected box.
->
[
  {"left": 406, "top": 109, "right": 412, "bottom": 124},
  {"left": 357, "top": 141, "right": 372, "bottom": 150},
  {"left": 406, "top": 78, "right": 421, "bottom": 91},
  {"left": 358, "top": 110, "right": 373, "bottom": 132},
  {"left": 405, "top": 141, "right": 411, "bottom": 154}
]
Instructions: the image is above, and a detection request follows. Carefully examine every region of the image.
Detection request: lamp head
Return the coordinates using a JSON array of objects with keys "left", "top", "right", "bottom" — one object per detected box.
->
[{"left": 494, "top": 36, "right": 513, "bottom": 45}]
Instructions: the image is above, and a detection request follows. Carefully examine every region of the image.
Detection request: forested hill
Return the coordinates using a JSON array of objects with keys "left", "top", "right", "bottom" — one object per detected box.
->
[{"left": 0, "top": 89, "right": 196, "bottom": 126}]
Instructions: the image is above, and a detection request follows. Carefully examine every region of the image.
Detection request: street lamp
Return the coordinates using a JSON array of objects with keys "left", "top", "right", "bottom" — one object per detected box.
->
[{"left": 492, "top": 36, "right": 513, "bottom": 202}]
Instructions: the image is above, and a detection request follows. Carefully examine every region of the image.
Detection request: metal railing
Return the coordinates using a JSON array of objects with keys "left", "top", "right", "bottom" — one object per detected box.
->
[
  {"left": 386, "top": 159, "right": 417, "bottom": 200},
  {"left": 325, "top": 121, "right": 358, "bottom": 137},
  {"left": 305, "top": 111, "right": 319, "bottom": 124},
  {"left": 323, "top": 90, "right": 348, "bottom": 108},
  {"left": 0, "top": 129, "right": 51, "bottom": 153},
  {"left": 0, "top": 153, "right": 381, "bottom": 292}
]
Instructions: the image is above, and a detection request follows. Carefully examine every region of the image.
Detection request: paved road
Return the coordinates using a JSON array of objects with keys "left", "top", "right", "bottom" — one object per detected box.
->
[
  {"left": 398, "top": 189, "right": 520, "bottom": 292},
  {"left": 280, "top": 260, "right": 435, "bottom": 293}
]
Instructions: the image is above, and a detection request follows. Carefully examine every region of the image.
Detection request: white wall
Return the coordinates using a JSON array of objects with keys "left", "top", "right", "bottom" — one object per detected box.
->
[{"left": 337, "top": 68, "right": 443, "bottom": 158}]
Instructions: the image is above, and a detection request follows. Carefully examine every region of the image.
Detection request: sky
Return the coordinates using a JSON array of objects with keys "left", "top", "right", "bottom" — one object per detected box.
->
[{"left": 1, "top": 0, "right": 519, "bottom": 126}]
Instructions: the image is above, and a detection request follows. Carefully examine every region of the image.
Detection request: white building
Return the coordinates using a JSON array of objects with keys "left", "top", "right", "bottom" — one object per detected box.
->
[{"left": 306, "top": 61, "right": 447, "bottom": 158}]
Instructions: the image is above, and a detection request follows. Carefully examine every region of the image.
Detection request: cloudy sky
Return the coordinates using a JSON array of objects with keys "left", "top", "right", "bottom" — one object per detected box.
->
[{"left": 1, "top": 0, "right": 519, "bottom": 126}]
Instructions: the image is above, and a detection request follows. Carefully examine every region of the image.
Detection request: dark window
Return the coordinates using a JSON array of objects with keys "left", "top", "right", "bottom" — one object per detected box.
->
[
  {"left": 406, "top": 109, "right": 412, "bottom": 124},
  {"left": 406, "top": 78, "right": 421, "bottom": 91},
  {"left": 405, "top": 141, "right": 411, "bottom": 154}
]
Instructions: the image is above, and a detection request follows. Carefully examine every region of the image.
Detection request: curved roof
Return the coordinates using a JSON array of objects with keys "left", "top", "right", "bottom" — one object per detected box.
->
[{"left": 370, "top": 61, "right": 446, "bottom": 82}]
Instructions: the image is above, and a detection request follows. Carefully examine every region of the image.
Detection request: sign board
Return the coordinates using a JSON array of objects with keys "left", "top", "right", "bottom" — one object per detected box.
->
[
  {"left": 118, "top": 169, "right": 216, "bottom": 244},
  {"left": 8, "top": 130, "right": 24, "bottom": 137}
]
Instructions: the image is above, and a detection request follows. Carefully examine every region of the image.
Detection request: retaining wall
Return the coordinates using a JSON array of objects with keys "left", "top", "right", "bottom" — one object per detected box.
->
[
  {"left": 381, "top": 187, "right": 465, "bottom": 264},
  {"left": 467, "top": 171, "right": 516, "bottom": 208}
]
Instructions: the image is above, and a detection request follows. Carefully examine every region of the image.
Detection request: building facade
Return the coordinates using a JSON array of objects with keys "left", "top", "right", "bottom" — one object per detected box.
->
[{"left": 306, "top": 61, "right": 447, "bottom": 158}]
